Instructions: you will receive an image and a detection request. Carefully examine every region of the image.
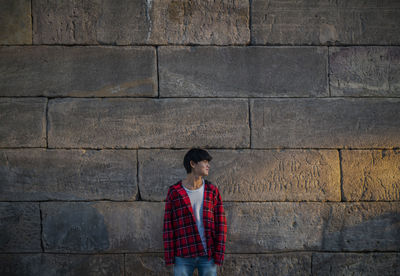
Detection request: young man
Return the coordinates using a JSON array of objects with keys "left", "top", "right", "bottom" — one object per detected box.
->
[{"left": 163, "top": 148, "right": 227, "bottom": 276}]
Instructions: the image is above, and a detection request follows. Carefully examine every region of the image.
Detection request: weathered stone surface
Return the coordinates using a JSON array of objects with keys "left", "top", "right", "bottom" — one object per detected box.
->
[
  {"left": 138, "top": 149, "right": 186, "bottom": 201},
  {"left": 139, "top": 149, "right": 340, "bottom": 202},
  {"left": 0, "top": 203, "right": 41, "bottom": 252},
  {"left": 342, "top": 150, "right": 400, "bottom": 201},
  {"left": 251, "top": 98, "right": 400, "bottom": 148},
  {"left": 252, "top": 0, "right": 400, "bottom": 45},
  {"left": 0, "top": 149, "right": 137, "bottom": 201},
  {"left": 221, "top": 253, "right": 311, "bottom": 276},
  {"left": 226, "top": 202, "right": 327, "bottom": 252},
  {"left": 124, "top": 253, "right": 311, "bottom": 275},
  {"left": 0, "top": 98, "right": 46, "bottom": 147},
  {"left": 312, "top": 253, "right": 400, "bottom": 276},
  {"left": 330, "top": 47, "right": 400, "bottom": 97},
  {"left": 0, "top": 253, "right": 124, "bottom": 276},
  {"left": 0, "top": 0, "right": 32, "bottom": 44},
  {"left": 48, "top": 98, "right": 249, "bottom": 148},
  {"left": 0, "top": 46, "right": 156, "bottom": 97},
  {"left": 225, "top": 202, "right": 400, "bottom": 252},
  {"left": 33, "top": 0, "right": 249, "bottom": 45},
  {"left": 319, "top": 203, "right": 400, "bottom": 251},
  {"left": 42, "top": 202, "right": 164, "bottom": 252},
  {"left": 146, "top": 0, "right": 250, "bottom": 45},
  {"left": 211, "top": 150, "right": 339, "bottom": 202},
  {"left": 0, "top": 254, "right": 42, "bottom": 276},
  {"left": 159, "top": 47, "right": 327, "bottom": 97},
  {"left": 33, "top": 0, "right": 110, "bottom": 45},
  {"left": 125, "top": 254, "right": 173, "bottom": 276}
]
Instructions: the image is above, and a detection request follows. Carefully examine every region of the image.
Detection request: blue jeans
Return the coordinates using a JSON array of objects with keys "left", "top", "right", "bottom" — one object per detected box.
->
[{"left": 174, "top": 256, "right": 217, "bottom": 276}]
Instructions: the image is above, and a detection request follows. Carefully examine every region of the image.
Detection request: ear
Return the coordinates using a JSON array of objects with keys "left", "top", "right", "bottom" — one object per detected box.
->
[{"left": 190, "top": 160, "right": 196, "bottom": 168}]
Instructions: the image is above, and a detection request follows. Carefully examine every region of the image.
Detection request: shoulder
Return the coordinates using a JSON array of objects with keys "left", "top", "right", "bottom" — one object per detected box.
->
[
  {"left": 204, "top": 179, "right": 221, "bottom": 195},
  {"left": 204, "top": 180, "right": 224, "bottom": 206},
  {"left": 170, "top": 180, "right": 182, "bottom": 190},
  {"left": 166, "top": 180, "right": 182, "bottom": 197},
  {"left": 205, "top": 179, "right": 216, "bottom": 189}
]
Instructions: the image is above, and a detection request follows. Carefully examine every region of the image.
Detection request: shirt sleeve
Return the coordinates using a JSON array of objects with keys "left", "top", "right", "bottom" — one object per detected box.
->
[
  {"left": 213, "top": 187, "right": 227, "bottom": 265},
  {"left": 163, "top": 187, "right": 175, "bottom": 266}
]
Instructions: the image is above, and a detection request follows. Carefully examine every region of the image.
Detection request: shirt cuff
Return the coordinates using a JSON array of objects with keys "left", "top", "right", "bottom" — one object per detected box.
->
[
  {"left": 165, "top": 259, "right": 174, "bottom": 266},
  {"left": 213, "top": 253, "right": 224, "bottom": 265}
]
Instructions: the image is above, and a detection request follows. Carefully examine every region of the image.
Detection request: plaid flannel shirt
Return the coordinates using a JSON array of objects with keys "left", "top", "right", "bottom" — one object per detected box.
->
[{"left": 163, "top": 179, "right": 227, "bottom": 266}]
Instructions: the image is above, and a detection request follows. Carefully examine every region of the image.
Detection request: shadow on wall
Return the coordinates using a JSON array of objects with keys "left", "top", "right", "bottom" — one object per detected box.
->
[
  {"left": 320, "top": 210, "right": 400, "bottom": 252},
  {"left": 43, "top": 204, "right": 110, "bottom": 252},
  {"left": 26, "top": 202, "right": 400, "bottom": 275}
]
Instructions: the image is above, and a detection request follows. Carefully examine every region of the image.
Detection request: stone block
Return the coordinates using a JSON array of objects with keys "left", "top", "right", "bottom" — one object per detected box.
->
[
  {"left": 33, "top": 0, "right": 249, "bottom": 45},
  {"left": 0, "top": 254, "right": 41, "bottom": 276},
  {"left": 33, "top": 0, "right": 109, "bottom": 45},
  {"left": 0, "top": 253, "right": 124, "bottom": 276},
  {"left": 312, "top": 253, "right": 400, "bottom": 275},
  {"left": 159, "top": 46, "right": 327, "bottom": 97},
  {"left": 0, "top": 203, "right": 41, "bottom": 252},
  {"left": 146, "top": 0, "right": 250, "bottom": 45},
  {"left": 211, "top": 150, "right": 339, "bottom": 202},
  {"left": 251, "top": 98, "right": 400, "bottom": 148},
  {"left": 125, "top": 254, "right": 173, "bottom": 276},
  {"left": 138, "top": 149, "right": 186, "bottom": 201},
  {"left": 42, "top": 202, "right": 164, "bottom": 252},
  {"left": 330, "top": 47, "right": 400, "bottom": 97},
  {"left": 0, "top": 149, "right": 137, "bottom": 201},
  {"left": 225, "top": 202, "right": 400, "bottom": 252},
  {"left": 252, "top": 0, "right": 400, "bottom": 45},
  {"left": 220, "top": 253, "right": 311, "bottom": 276},
  {"left": 0, "top": 46, "right": 156, "bottom": 97},
  {"left": 316, "top": 203, "right": 400, "bottom": 251},
  {"left": 0, "top": 0, "right": 32, "bottom": 44},
  {"left": 342, "top": 150, "right": 400, "bottom": 201},
  {"left": 225, "top": 202, "right": 327, "bottom": 252},
  {"left": 139, "top": 149, "right": 340, "bottom": 202},
  {"left": 0, "top": 98, "right": 46, "bottom": 147},
  {"left": 48, "top": 98, "right": 249, "bottom": 148}
]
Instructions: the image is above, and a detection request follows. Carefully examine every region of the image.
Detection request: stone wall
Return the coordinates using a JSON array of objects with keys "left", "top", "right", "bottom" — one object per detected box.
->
[{"left": 1, "top": 0, "right": 399, "bottom": 275}]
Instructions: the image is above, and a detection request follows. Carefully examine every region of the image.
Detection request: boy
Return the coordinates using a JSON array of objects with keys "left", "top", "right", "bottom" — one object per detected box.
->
[{"left": 163, "top": 148, "right": 227, "bottom": 276}]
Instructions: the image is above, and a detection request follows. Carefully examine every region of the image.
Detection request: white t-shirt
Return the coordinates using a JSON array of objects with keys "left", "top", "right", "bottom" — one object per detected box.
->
[{"left": 183, "top": 179, "right": 207, "bottom": 253}]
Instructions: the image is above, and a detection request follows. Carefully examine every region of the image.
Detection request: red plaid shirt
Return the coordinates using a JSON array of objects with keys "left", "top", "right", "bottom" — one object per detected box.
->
[{"left": 163, "top": 180, "right": 227, "bottom": 266}]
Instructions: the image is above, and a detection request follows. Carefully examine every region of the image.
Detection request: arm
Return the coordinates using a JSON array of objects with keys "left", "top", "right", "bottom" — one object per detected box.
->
[
  {"left": 213, "top": 188, "right": 227, "bottom": 265},
  {"left": 163, "top": 188, "right": 175, "bottom": 266}
]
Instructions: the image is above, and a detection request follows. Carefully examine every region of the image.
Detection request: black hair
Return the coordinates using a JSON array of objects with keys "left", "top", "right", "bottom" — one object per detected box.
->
[{"left": 183, "top": 148, "right": 212, "bottom": 174}]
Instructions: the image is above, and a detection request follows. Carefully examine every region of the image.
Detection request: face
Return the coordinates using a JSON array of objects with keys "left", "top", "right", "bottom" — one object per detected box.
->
[{"left": 190, "top": 160, "right": 210, "bottom": 177}]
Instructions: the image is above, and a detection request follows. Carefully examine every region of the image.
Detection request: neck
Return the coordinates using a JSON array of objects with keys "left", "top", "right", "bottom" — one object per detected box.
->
[{"left": 182, "top": 174, "right": 203, "bottom": 190}]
